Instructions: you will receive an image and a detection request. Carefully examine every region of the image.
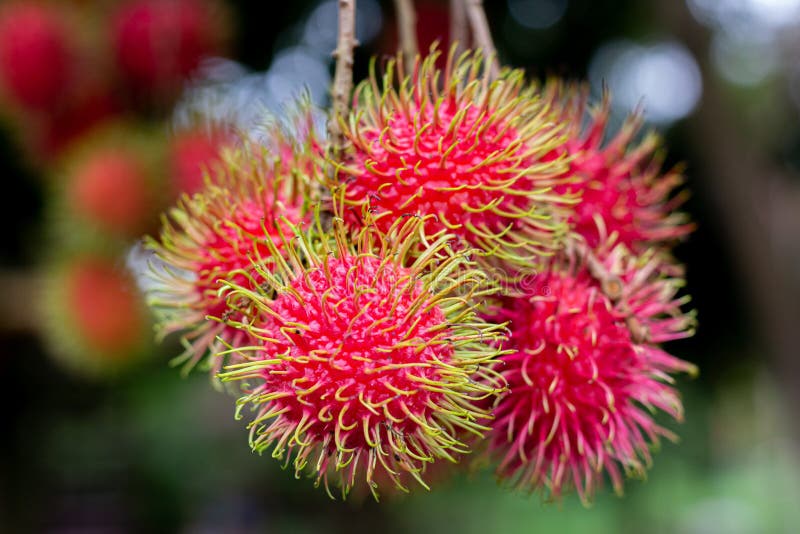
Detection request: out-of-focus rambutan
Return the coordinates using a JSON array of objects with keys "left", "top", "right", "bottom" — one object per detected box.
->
[
  {"left": 52, "top": 123, "right": 163, "bottom": 243},
  {"left": 35, "top": 80, "right": 122, "bottom": 161},
  {"left": 42, "top": 253, "right": 151, "bottom": 377},
  {"left": 145, "top": 127, "right": 317, "bottom": 379},
  {"left": 337, "top": 47, "right": 575, "bottom": 272},
  {"left": 67, "top": 146, "right": 153, "bottom": 238},
  {"left": 0, "top": 1, "right": 75, "bottom": 112},
  {"left": 546, "top": 83, "right": 693, "bottom": 252},
  {"left": 111, "top": 0, "right": 229, "bottom": 102},
  {"left": 168, "top": 126, "right": 233, "bottom": 197},
  {"left": 218, "top": 212, "right": 506, "bottom": 499},
  {"left": 484, "top": 241, "right": 696, "bottom": 502}
]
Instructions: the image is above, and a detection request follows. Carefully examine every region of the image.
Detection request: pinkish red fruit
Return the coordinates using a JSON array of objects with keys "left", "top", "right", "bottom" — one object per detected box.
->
[
  {"left": 547, "top": 83, "right": 693, "bottom": 252},
  {"left": 147, "top": 128, "right": 316, "bottom": 378},
  {"left": 68, "top": 147, "right": 152, "bottom": 237},
  {"left": 111, "top": 0, "right": 227, "bottom": 100},
  {"left": 485, "top": 241, "right": 696, "bottom": 502},
  {"left": 219, "top": 214, "right": 505, "bottom": 499},
  {"left": 169, "top": 127, "right": 231, "bottom": 196},
  {"left": 338, "top": 48, "right": 575, "bottom": 272},
  {"left": 0, "top": 1, "right": 75, "bottom": 112},
  {"left": 67, "top": 257, "right": 146, "bottom": 356}
]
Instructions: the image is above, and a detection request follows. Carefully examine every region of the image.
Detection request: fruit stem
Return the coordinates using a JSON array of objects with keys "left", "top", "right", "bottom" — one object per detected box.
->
[
  {"left": 464, "top": 0, "right": 498, "bottom": 79},
  {"left": 329, "top": 0, "right": 358, "bottom": 156},
  {"left": 394, "top": 0, "right": 418, "bottom": 71},
  {"left": 450, "top": 0, "right": 469, "bottom": 56}
]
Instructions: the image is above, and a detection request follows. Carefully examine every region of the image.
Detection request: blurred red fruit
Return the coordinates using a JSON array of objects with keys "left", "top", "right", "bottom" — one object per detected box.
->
[
  {"left": 169, "top": 128, "right": 228, "bottom": 196},
  {"left": 65, "top": 256, "right": 145, "bottom": 358},
  {"left": 0, "top": 1, "right": 75, "bottom": 112},
  {"left": 111, "top": 0, "right": 227, "bottom": 100},
  {"left": 68, "top": 147, "right": 152, "bottom": 237},
  {"left": 37, "top": 82, "right": 121, "bottom": 160}
]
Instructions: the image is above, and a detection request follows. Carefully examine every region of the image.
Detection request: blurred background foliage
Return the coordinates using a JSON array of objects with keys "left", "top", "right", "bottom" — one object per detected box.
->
[{"left": 1, "top": 0, "right": 799, "bottom": 532}]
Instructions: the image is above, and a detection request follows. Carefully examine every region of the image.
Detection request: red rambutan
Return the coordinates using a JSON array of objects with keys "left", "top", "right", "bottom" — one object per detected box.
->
[
  {"left": 485, "top": 241, "right": 696, "bottom": 502},
  {"left": 169, "top": 126, "right": 232, "bottom": 197},
  {"left": 0, "top": 1, "right": 75, "bottom": 112},
  {"left": 42, "top": 254, "right": 151, "bottom": 377},
  {"left": 146, "top": 129, "right": 316, "bottom": 379},
  {"left": 337, "top": 47, "right": 575, "bottom": 272},
  {"left": 67, "top": 146, "right": 154, "bottom": 238},
  {"left": 111, "top": 0, "right": 228, "bottom": 101},
  {"left": 546, "top": 83, "right": 693, "bottom": 251},
  {"left": 218, "top": 212, "right": 506, "bottom": 499}
]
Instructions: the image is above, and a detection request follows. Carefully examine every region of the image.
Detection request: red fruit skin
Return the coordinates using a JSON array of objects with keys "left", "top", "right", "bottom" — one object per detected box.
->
[
  {"left": 254, "top": 254, "right": 454, "bottom": 450},
  {"left": 346, "top": 102, "right": 534, "bottom": 240},
  {"left": 485, "top": 245, "right": 696, "bottom": 502},
  {"left": 111, "top": 0, "right": 225, "bottom": 98},
  {"left": 149, "top": 135, "right": 315, "bottom": 376},
  {"left": 0, "top": 2, "right": 74, "bottom": 112},
  {"left": 547, "top": 85, "right": 693, "bottom": 253},
  {"left": 68, "top": 148, "right": 151, "bottom": 237},
  {"left": 217, "top": 216, "right": 503, "bottom": 498},
  {"left": 341, "top": 51, "right": 573, "bottom": 270},
  {"left": 66, "top": 258, "right": 145, "bottom": 358}
]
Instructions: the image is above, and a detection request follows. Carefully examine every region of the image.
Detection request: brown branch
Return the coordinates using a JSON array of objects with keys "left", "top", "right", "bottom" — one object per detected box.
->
[
  {"left": 464, "top": 0, "right": 499, "bottom": 79},
  {"left": 394, "top": 0, "right": 418, "bottom": 71},
  {"left": 328, "top": 0, "right": 358, "bottom": 156},
  {"left": 450, "top": 0, "right": 468, "bottom": 56}
]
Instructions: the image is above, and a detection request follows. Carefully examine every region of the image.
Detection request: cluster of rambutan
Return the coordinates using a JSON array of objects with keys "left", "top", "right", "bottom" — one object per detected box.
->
[
  {"left": 0, "top": 0, "right": 234, "bottom": 376},
  {"left": 145, "top": 46, "right": 696, "bottom": 502}
]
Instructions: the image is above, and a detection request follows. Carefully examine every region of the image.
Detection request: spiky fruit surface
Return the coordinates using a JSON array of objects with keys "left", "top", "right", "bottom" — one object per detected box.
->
[
  {"left": 485, "top": 241, "right": 696, "bottom": 502},
  {"left": 338, "top": 48, "right": 574, "bottom": 272},
  {"left": 68, "top": 147, "right": 152, "bottom": 237},
  {"left": 146, "top": 133, "right": 314, "bottom": 378},
  {"left": 0, "top": 1, "right": 74, "bottom": 112},
  {"left": 219, "top": 214, "right": 505, "bottom": 499},
  {"left": 546, "top": 83, "right": 692, "bottom": 251},
  {"left": 42, "top": 254, "right": 150, "bottom": 377},
  {"left": 111, "top": 0, "right": 227, "bottom": 100}
]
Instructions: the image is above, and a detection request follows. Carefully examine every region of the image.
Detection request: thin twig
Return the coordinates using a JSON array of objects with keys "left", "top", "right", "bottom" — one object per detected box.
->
[
  {"left": 450, "top": 0, "right": 469, "bottom": 56},
  {"left": 394, "top": 0, "right": 418, "bottom": 71},
  {"left": 328, "top": 0, "right": 358, "bottom": 156},
  {"left": 464, "top": 0, "right": 499, "bottom": 79}
]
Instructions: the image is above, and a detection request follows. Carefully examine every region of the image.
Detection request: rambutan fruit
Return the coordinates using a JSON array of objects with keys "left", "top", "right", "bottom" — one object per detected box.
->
[
  {"left": 110, "top": 0, "right": 229, "bottom": 103},
  {"left": 53, "top": 123, "right": 163, "bottom": 243},
  {"left": 218, "top": 212, "right": 506, "bottom": 499},
  {"left": 145, "top": 127, "right": 317, "bottom": 379},
  {"left": 67, "top": 146, "right": 154, "bottom": 238},
  {"left": 484, "top": 241, "right": 696, "bottom": 503},
  {"left": 336, "top": 47, "right": 575, "bottom": 273},
  {"left": 546, "top": 82, "right": 693, "bottom": 252},
  {"left": 0, "top": 1, "right": 75, "bottom": 113},
  {"left": 42, "top": 253, "right": 151, "bottom": 377}
]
